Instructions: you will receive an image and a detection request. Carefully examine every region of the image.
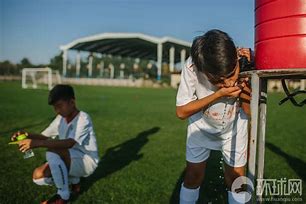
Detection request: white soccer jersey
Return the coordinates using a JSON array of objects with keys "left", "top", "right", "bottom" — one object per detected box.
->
[
  {"left": 41, "top": 111, "right": 99, "bottom": 164},
  {"left": 176, "top": 57, "right": 248, "bottom": 150}
]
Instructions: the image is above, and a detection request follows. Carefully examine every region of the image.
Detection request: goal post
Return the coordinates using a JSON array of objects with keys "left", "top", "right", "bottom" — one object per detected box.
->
[{"left": 22, "top": 67, "right": 62, "bottom": 90}]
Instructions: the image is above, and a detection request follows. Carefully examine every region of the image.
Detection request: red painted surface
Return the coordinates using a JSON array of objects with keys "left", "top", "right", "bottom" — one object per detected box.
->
[{"left": 255, "top": 0, "right": 306, "bottom": 69}]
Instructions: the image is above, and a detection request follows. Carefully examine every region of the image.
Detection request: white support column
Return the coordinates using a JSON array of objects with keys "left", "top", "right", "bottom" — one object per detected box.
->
[
  {"left": 247, "top": 73, "right": 260, "bottom": 204},
  {"left": 256, "top": 79, "right": 268, "bottom": 204},
  {"left": 120, "top": 63, "right": 125, "bottom": 79},
  {"left": 157, "top": 43, "right": 163, "bottom": 81},
  {"left": 169, "top": 46, "right": 175, "bottom": 73},
  {"left": 180, "top": 49, "right": 186, "bottom": 69},
  {"left": 62, "top": 49, "right": 68, "bottom": 77},
  {"left": 109, "top": 63, "right": 115, "bottom": 79},
  {"left": 76, "top": 51, "right": 81, "bottom": 78},
  {"left": 88, "top": 53, "right": 93, "bottom": 77}
]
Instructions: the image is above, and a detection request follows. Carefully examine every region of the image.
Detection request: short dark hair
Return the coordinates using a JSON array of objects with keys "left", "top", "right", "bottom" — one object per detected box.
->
[
  {"left": 48, "top": 84, "right": 75, "bottom": 105},
  {"left": 191, "top": 29, "right": 237, "bottom": 80}
]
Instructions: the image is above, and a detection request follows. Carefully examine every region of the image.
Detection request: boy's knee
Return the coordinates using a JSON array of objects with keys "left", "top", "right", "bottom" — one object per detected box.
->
[
  {"left": 184, "top": 170, "right": 205, "bottom": 188},
  {"left": 32, "top": 164, "right": 51, "bottom": 180},
  {"left": 32, "top": 167, "right": 44, "bottom": 180}
]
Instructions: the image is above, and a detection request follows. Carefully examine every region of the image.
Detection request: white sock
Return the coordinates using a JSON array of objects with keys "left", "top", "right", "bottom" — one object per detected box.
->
[
  {"left": 46, "top": 151, "right": 70, "bottom": 200},
  {"left": 228, "top": 191, "right": 247, "bottom": 204},
  {"left": 69, "top": 176, "right": 80, "bottom": 185},
  {"left": 33, "top": 177, "right": 53, "bottom": 186},
  {"left": 179, "top": 183, "right": 200, "bottom": 204}
]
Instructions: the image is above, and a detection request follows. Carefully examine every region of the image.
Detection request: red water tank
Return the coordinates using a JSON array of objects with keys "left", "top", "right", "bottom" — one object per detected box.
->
[{"left": 255, "top": 0, "right": 306, "bottom": 70}]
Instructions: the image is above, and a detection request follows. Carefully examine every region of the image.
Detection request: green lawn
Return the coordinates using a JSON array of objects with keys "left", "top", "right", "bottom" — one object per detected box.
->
[{"left": 0, "top": 81, "right": 305, "bottom": 203}]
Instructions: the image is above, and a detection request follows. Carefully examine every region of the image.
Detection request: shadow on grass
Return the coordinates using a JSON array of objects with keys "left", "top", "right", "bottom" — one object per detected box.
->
[
  {"left": 77, "top": 126, "right": 160, "bottom": 198},
  {"left": 170, "top": 151, "right": 227, "bottom": 204},
  {"left": 266, "top": 142, "right": 306, "bottom": 182},
  {"left": 0, "top": 117, "right": 54, "bottom": 136}
]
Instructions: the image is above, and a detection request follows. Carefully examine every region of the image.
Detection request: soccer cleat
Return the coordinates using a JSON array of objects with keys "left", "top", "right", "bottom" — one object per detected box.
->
[{"left": 40, "top": 194, "right": 69, "bottom": 204}]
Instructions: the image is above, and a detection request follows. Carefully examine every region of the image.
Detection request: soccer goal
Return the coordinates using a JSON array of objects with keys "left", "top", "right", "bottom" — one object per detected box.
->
[{"left": 22, "top": 67, "right": 62, "bottom": 90}]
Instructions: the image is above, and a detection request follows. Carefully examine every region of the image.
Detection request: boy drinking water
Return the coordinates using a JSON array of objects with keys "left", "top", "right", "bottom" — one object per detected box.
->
[{"left": 176, "top": 29, "right": 250, "bottom": 204}]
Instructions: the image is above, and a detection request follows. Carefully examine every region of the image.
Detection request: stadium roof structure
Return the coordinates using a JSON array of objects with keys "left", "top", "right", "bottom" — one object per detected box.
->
[{"left": 60, "top": 32, "right": 191, "bottom": 80}]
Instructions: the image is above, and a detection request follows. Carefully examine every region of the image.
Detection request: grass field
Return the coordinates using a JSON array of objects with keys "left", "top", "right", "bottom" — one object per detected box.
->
[{"left": 0, "top": 81, "right": 305, "bottom": 204}]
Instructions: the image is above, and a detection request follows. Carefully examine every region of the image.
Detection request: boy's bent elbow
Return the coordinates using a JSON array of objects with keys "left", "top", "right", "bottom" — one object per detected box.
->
[
  {"left": 176, "top": 107, "right": 188, "bottom": 120},
  {"left": 67, "top": 138, "right": 77, "bottom": 148}
]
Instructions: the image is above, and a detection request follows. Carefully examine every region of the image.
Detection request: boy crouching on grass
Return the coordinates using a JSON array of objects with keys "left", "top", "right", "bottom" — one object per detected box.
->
[{"left": 12, "top": 84, "right": 99, "bottom": 204}]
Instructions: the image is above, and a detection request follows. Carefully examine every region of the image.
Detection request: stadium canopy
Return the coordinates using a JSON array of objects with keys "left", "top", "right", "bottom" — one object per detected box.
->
[{"left": 60, "top": 32, "right": 191, "bottom": 80}]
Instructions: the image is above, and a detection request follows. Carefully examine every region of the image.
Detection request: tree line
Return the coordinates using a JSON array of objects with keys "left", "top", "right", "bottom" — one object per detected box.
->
[{"left": 0, "top": 52, "right": 62, "bottom": 76}]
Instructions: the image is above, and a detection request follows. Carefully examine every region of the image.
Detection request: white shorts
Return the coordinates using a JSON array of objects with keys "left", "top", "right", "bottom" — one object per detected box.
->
[
  {"left": 186, "top": 121, "right": 248, "bottom": 167},
  {"left": 68, "top": 149, "right": 98, "bottom": 177},
  {"left": 186, "top": 108, "right": 249, "bottom": 167},
  {"left": 186, "top": 142, "right": 247, "bottom": 167}
]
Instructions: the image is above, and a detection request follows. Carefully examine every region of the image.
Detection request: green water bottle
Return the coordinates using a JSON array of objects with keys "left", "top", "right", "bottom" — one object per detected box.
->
[{"left": 9, "top": 134, "right": 35, "bottom": 159}]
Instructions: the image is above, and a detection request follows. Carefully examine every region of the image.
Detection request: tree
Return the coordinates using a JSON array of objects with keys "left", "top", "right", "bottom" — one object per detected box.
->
[
  {"left": 49, "top": 52, "right": 63, "bottom": 70},
  {"left": 19, "top": 58, "right": 33, "bottom": 68},
  {"left": 0, "top": 60, "right": 18, "bottom": 75}
]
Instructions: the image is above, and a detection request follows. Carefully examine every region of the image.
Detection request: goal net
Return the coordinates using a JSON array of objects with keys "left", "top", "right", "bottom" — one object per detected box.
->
[{"left": 22, "top": 67, "right": 62, "bottom": 90}]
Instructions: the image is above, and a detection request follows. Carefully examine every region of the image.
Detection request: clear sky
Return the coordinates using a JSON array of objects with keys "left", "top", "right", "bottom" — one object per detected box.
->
[{"left": 0, "top": 0, "right": 254, "bottom": 64}]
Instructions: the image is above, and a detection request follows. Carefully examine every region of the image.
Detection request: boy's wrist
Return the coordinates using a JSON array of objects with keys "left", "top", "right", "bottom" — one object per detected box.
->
[
  {"left": 35, "top": 139, "right": 44, "bottom": 148},
  {"left": 213, "top": 91, "right": 223, "bottom": 100},
  {"left": 26, "top": 132, "right": 32, "bottom": 139}
]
